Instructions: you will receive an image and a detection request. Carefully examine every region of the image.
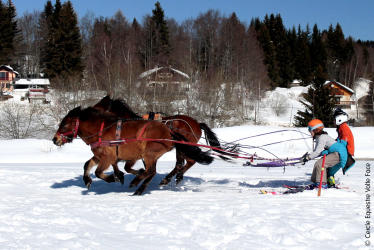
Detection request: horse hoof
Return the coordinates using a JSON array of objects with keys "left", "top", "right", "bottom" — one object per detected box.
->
[
  {"left": 83, "top": 176, "right": 92, "bottom": 189},
  {"left": 133, "top": 190, "right": 143, "bottom": 195},
  {"left": 176, "top": 174, "right": 184, "bottom": 185},
  {"left": 159, "top": 178, "right": 170, "bottom": 186}
]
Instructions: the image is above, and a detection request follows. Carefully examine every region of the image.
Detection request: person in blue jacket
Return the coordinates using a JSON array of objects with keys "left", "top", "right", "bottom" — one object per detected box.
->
[{"left": 301, "top": 119, "right": 348, "bottom": 188}]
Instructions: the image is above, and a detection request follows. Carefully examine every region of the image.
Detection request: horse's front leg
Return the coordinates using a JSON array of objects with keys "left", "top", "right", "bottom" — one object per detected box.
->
[
  {"left": 124, "top": 160, "right": 144, "bottom": 176},
  {"left": 95, "top": 159, "right": 117, "bottom": 184},
  {"left": 133, "top": 162, "right": 157, "bottom": 195},
  {"left": 112, "top": 161, "right": 125, "bottom": 185},
  {"left": 83, "top": 157, "right": 99, "bottom": 189}
]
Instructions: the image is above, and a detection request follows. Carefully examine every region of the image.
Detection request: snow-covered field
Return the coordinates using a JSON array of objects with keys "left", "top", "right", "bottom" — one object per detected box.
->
[{"left": 0, "top": 125, "right": 373, "bottom": 249}]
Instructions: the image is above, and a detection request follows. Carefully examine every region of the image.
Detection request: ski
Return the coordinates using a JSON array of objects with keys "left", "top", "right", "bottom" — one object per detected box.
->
[
  {"left": 259, "top": 183, "right": 350, "bottom": 196},
  {"left": 283, "top": 184, "right": 349, "bottom": 190},
  {"left": 259, "top": 190, "right": 279, "bottom": 195}
]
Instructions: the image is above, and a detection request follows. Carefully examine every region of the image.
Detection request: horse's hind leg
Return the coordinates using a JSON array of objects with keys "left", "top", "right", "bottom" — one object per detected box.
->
[
  {"left": 133, "top": 163, "right": 156, "bottom": 195},
  {"left": 159, "top": 152, "right": 184, "bottom": 185},
  {"left": 83, "top": 157, "right": 99, "bottom": 189},
  {"left": 129, "top": 158, "right": 155, "bottom": 189},
  {"left": 176, "top": 158, "right": 196, "bottom": 185}
]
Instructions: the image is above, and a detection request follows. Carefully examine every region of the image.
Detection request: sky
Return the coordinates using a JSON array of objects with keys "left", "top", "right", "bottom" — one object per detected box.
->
[{"left": 12, "top": 0, "right": 374, "bottom": 41}]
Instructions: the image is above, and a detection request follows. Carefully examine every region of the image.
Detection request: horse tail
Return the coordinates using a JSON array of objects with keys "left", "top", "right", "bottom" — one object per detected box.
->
[
  {"left": 171, "top": 132, "right": 213, "bottom": 165},
  {"left": 199, "top": 123, "right": 237, "bottom": 161},
  {"left": 199, "top": 123, "right": 220, "bottom": 147}
]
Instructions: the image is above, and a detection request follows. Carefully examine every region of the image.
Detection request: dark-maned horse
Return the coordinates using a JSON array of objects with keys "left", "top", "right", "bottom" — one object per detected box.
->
[
  {"left": 93, "top": 95, "right": 232, "bottom": 185},
  {"left": 52, "top": 106, "right": 213, "bottom": 195}
]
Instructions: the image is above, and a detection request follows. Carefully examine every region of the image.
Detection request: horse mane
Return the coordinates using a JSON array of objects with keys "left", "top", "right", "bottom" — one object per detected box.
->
[
  {"left": 79, "top": 107, "right": 118, "bottom": 123},
  {"left": 66, "top": 106, "right": 82, "bottom": 118},
  {"left": 110, "top": 98, "right": 141, "bottom": 119}
]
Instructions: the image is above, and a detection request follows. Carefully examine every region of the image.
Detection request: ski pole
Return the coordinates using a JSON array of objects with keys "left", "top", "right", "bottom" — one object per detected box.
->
[{"left": 318, "top": 154, "right": 327, "bottom": 197}]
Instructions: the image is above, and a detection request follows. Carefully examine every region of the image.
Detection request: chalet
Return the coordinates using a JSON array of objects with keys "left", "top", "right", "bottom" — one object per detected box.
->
[
  {"left": 325, "top": 81, "right": 356, "bottom": 109},
  {"left": 14, "top": 78, "right": 50, "bottom": 103},
  {"left": 0, "top": 65, "right": 18, "bottom": 97},
  {"left": 139, "top": 66, "right": 190, "bottom": 88}
]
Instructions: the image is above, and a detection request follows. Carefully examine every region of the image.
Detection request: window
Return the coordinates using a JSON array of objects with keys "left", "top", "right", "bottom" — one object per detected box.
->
[{"left": 0, "top": 72, "right": 6, "bottom": 80}]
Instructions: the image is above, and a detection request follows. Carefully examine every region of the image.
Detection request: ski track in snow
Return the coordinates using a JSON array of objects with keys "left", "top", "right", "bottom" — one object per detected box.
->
[{"left": 0, "top": 160, "right": 369, "bottom": 250}]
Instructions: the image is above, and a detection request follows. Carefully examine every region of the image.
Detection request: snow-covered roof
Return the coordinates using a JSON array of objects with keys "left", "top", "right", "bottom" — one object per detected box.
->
[
  {"left": 0, "top": 65, "right": 19, "bottom": 75},
  {"left": 139, "top": 67, "right": 162, "bottom": 79},
  {"left": 169, "top": 68, "right": 190, "bottom": 79},
  {"left": 325, "top": 80, "right": 354, "bottom": 94},
  {"left": 15, "top": 78, "right": 50, "bottom": 85},
  {"left": 0, "top": 65, "right": 14, "bottom": 71},
  {"left": 139, "top": 67, "right": 190, "bottom": 79}
]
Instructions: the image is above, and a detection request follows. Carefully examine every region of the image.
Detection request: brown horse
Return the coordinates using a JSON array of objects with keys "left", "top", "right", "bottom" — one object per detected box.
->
[
  {"left": 93, "top": 95, "right": 233, "bottom": 185},
  {"left": 52, "top": 106, "right": 213, "bottom": 195}
]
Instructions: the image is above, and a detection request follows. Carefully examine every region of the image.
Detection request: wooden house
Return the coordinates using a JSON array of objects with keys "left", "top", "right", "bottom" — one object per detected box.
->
[
  {"left": 0, "top": 65, "right": 18, "bottom": 97},
  {"left": 139, "top": 66, "right": 190, "bottom": 88},
  {"left": 14, "top": 78, "right": 50, "bottom": 103},
  {"left": 325, "top": 81, "right": 355, "bottom": 109},
  {"left": 138, "top": 66, "right": 190, "bottom": 112}
]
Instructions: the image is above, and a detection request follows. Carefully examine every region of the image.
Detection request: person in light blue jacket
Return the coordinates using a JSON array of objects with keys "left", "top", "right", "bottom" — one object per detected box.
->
[{"left": 301, "top": 119, "right": 348, "bottom": 187}]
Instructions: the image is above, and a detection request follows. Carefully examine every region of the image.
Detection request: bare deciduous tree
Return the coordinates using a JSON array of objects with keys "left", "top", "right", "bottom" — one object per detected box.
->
[{"left": 0, "top": 102, "right": 44, "bottom": 139}]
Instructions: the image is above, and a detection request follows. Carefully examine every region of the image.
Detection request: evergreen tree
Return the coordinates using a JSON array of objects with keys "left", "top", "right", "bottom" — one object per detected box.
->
[
  {"left": 272, "top": 14, "right": 293, "bottom": 87},
  {"left": 40, "top": 0, "right": 58, "bottom": 78},
  {"left": 310, "top": 24, "right": 327, "bottom": 75},
  {"left": 0, "top": 0, "right": 19, "bottom": 65},
  {"left": 252, "top": 18, "right": 280, "bottom": 88},
  {"left": 294, "top": 26, "right": 312, "bottom": 85},
  {"left": 294, "top": 65, "right": 336, "bottom": 127},
  {"left": 59, "top": 1, "right": 83, "bottom": 78},
  {"left": 40, "top": 0, "right": 83, "bottom": 82},
  {"left": 150, "top": 1, "right": 170, "bottom": 67},
  {"left": 326, "top": 23, "right": 348, "bottom": 81}
]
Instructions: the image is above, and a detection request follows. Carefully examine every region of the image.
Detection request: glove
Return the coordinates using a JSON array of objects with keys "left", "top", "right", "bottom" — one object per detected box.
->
[
  {"left": 321, "top": 150, "right": 329, "bottom": 156},
  {"left": 300, "top": 152, "right": 310, "bottom": 164}
]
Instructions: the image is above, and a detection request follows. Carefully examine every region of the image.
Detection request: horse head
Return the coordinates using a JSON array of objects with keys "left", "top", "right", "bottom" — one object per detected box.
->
[{"left": 52, "top": 106, "right": 81, "bottom": 146}]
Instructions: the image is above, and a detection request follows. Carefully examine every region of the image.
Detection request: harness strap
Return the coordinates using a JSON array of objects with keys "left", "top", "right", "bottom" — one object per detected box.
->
[
  {"left": 98, "top": 121, "right": 105, "bottom": 144},
  {"left": 115, "top": 120, "right": 122, "bottom": 140},
  {"left": 73, "top": 119, "right": 80, "bottom": 138},
  {"left": 115, "top": 120, "right": 122, "bottom": 159},
  {"left": 137, "top": 122, "right": 151, "bottom": 140}
]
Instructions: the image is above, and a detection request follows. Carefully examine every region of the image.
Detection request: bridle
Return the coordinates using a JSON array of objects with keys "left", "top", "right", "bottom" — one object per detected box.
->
[{"left": 57, "top": 119, "right": 80, "bottom": 143}]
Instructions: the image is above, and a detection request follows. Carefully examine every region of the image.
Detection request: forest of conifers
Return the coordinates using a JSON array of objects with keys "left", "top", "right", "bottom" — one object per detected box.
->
[{"left": 1, "top": 0, "right": 373, "bottom": 126}]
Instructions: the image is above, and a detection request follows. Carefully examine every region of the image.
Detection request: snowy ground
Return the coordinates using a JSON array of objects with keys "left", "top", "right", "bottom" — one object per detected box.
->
[{"left": 0, "top": 125, "right": 373, "bottom": 249}]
